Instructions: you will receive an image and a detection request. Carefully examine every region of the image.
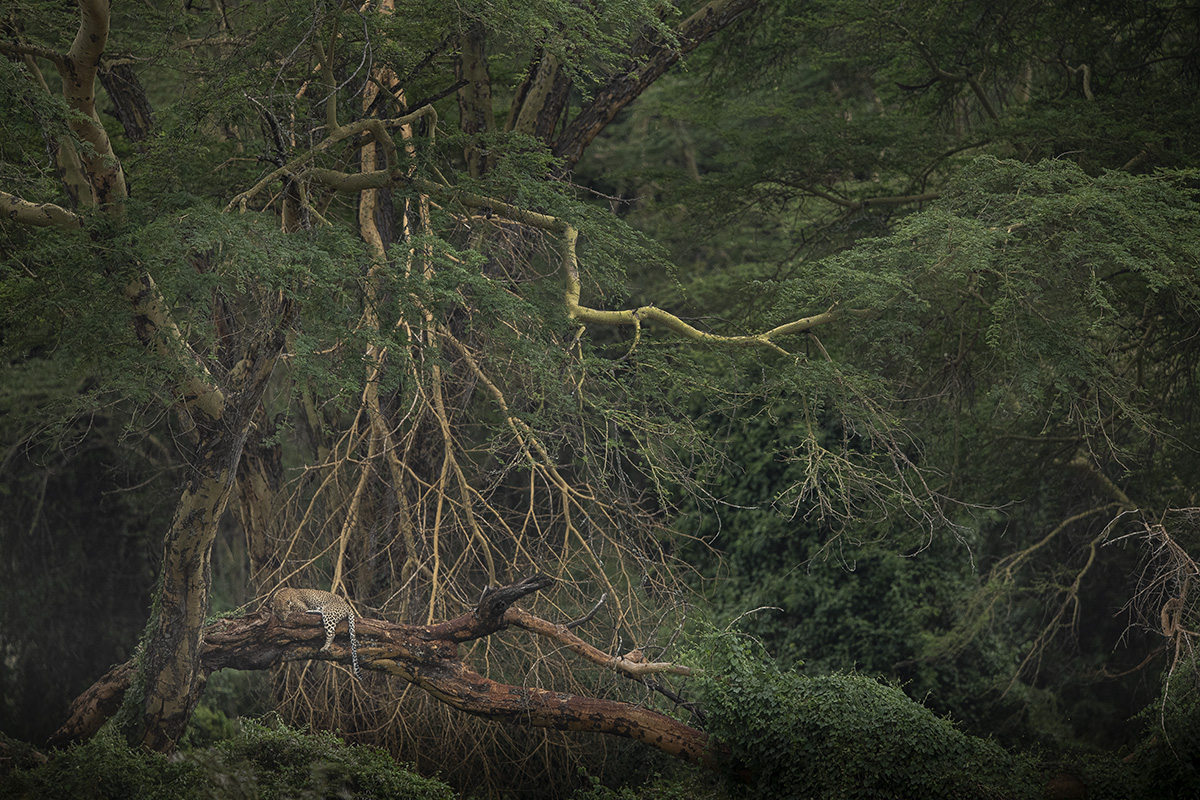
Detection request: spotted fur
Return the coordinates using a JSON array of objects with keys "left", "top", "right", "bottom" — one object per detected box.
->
[{"left": 272, "top": 588, "right": 362, "bottom": 679}]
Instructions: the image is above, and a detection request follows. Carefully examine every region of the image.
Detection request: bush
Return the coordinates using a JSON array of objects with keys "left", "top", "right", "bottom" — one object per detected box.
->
[
  {"left": 0, "top": 719, "right": 453, "bottom": 800},
  {"left": 687, "top": 630, "right": 1039, "bottom": 800}
]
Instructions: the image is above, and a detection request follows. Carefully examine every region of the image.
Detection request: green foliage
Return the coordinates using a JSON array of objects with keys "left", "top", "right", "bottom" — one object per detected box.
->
[
  {"left": 1114, "top": 650, "right": 1200, "bottom": 799},
  {"left": 0, "top": 720, "right": 454, "bottom": 800},
  {"left": 638, "top": 152, "right": 1200, "bottom": 748},
  {"left": 1159, "top": 653, "right": 1200, "bottom": 762},
  {"left": 6, "top": 0, "right": 1200, "bottom": 789},
  {"left": 179, "top": 670, "right": 273, "bottom": 750},
  {"left": 571, "top": 768, "right": 727, "bottom": 800},
  {"left": 685, "top": 629, "right": 1039, "bottom": 800},
  {"left": 1061, "top": 654, "right": 1200, "bottom": 800}
]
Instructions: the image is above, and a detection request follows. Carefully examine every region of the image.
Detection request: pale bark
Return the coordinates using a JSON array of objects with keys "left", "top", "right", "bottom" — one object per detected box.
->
[
  {"left": 0, "top": 192, "right": 82, "bottom": 228},
  {"left": 60, "top": 0, "right": 127, "bottom": 206}
]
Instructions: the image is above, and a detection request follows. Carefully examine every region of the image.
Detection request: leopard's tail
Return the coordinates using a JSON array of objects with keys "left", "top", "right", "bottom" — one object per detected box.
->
[{"left": 348, "top": 615, "right": 362, "bottom": 679}]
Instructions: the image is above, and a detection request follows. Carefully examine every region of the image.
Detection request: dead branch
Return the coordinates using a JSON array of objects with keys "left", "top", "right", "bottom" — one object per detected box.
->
[{"left": 505, "top": 606, "right": 693, "bottom": 679}]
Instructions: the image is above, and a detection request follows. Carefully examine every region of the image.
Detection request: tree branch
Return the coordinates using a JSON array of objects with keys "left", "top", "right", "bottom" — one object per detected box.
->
[
  {"left": 59, "top": 0, "right": 127, "bottom": 206},
  {"left": 795, "top": 183, "right": 941, "bottom": 210},
  {"left": 0, "top": 39, "right": 65, "bottom": 67},
  {"left": 242, "top": 139, "right": 840, "bottom": 354},
  {"left": 897, "top": 25, "right": 1000, "bottom": 122},
  {"left": 52, "top": 577, "right": 719, "bottom": 766},
  {"left": 0, "top": 191, "right": 83, "bottom": 228},
  {"left": 505, "top": 606, "right": 693, "bottom": 678},
  {"left": 552, "top": 0, "right": 762, "bottom": 172},
  {"left": 225, "top": 107, "right": 436, "bottom": 212}
]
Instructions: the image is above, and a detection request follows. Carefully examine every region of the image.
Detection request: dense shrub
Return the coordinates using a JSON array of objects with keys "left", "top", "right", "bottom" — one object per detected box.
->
[
  {"left": 0, "top": 719, "right": 453, "bottom": 800},
  {"left": 687, "top": 630, "right": 1040, "bottom": 800}
]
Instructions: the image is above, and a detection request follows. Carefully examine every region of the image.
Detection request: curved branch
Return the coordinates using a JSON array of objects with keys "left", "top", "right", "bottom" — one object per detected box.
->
[
  {"left": 0, "top": 191, "right": 83, "bottom": 228},
  {"left": 225, "top": 106, "right": 436, "bottom": 212},
  {"left": 60, "top": 0, "right": 127, "bottom": 206},
  {"left": 422, "top": 184, "right": 842, "bottom": 352},
  {"left": 897, "top": 25, "right": 1000, "bottom": 122},
  {"left": 244, "top": 147, "right": 840, "bottom": 353},
  {"left": 506, "top": 606, "right": 693, "bottom": 678},
  {"left": 560, "top": 226, "right": 839, "bottom": 353}
]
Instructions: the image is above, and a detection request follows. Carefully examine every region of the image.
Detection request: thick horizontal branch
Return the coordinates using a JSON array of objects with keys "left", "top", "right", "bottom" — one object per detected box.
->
[
  {"left": 380, "top": 656, "right": 715, "bottom": 764},
  {"left": 0, "top": 191, "right": 83, "bottom": 228},
  {"left": 52, "top": 577, "right": 717, "bottom": 765},
  {"left": 0, "top": 39, "right": 65, "bottom": 67}
]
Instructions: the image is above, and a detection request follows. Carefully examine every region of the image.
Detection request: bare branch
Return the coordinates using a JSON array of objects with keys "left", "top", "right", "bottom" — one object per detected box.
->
[{"left": 506, "top": 606, "right": 693, "bottom": 678}]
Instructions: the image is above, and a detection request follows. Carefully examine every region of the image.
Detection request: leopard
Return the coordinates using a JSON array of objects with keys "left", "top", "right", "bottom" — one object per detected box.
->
[{"left": 271, "top": 588, "right": 362, "bottom": 679}]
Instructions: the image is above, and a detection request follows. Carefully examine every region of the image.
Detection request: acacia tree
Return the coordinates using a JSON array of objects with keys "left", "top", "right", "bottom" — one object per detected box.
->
[
  {"left": 3, "top": 0, "right": 841, "bottom": 765},
  {"left": 9, "top": 2, "right": 1195, "bottom": 786},
  {"left": 587, "top": 0, "right": 1200, "bottom": 746}
]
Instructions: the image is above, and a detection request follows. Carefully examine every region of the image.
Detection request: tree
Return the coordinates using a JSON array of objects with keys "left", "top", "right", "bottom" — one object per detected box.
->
[
  {"left": 5, "top": 0, "right": 1199, "bottom": 790},
  {"left": 2, "top": 0, "right": 801, "bottom": 767},
  {"left": 583, "top": 0, "right": 1200, "bottom": 748}
]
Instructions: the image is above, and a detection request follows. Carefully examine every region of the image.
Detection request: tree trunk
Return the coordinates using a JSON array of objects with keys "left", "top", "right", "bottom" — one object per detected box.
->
[
  {"left": 236, "top": 406, "right": 285, "bottom": 592},
  {"left": 126, "top": 325, "right": 289, "bottom": 751},
  {"left": 456, "top": 23, "right": 496, "bottom": 178},
  {"left": 98, "top": 61, "right": 154, "bottom": 144}
]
